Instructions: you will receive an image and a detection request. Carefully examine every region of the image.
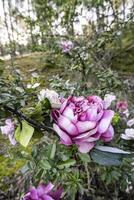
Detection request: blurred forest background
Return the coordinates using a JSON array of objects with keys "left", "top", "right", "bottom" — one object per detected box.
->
[
  {"left": 0, "top": 0, "right": 134, "bottom": 74},
  {"left": 0, "top": 0, "right": 134, "bottom": 199}
]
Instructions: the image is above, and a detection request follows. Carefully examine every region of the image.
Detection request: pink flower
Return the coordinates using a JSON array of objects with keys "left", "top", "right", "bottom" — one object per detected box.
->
[
  {"left": 52, "top": 96, "right": 114, "bottom": 153},
  {"left": 60, "top": 41, "right": 74, "bottom": 53},
  {"left": 116, "top": 101, "right": 128, "bottom": 112},
  {"left": 23, "top": 182, "right": 63, "bottom": 200},
  {"left": 0, "top": 119, "right": 16, "bottom": 145}
]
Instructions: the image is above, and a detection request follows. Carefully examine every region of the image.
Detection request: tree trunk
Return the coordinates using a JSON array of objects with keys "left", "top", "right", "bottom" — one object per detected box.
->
[
  {"left": 27, "top": 0, "right": 35, "bottom": 48},
  {"left": 8, "top": 0, "right": 16, "bottom": 55},
  {"left": 0, "top": 41, "right": 4, "bottom": 56},
  {"left": 2, "top": 0, "right": 14, "bottom": 67}
]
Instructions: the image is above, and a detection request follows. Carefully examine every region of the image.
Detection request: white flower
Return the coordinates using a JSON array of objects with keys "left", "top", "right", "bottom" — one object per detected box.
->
[
  {"left": 126, "top": 178, "right": 133, "bottom": 193},
  {"left": 123, "top": 109, "right": 130, "bottom": 118},
  {"left": 32, "top": 72, "right": 39, "bottom": 77},
  {"left": 27, "top": 83, "right": 40, "bottom": 89},
  {"left": 38, "top": 89, "right": 61, "bottom": 109},
  {"left": 121, "top": 128, "right": 134, "bottom": 140},
  {"left": 104, "top": 94, "right": 116, "bottom": 109},
  {"left": 32, "top": 83, "right": 40, "bottom": 88},
  {"left": 127, "top": 118, "right": 134, "bottom": 127}
]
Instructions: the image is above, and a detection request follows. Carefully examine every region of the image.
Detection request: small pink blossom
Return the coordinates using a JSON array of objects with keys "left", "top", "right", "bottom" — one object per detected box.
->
[
  {"left": 0, "top": 119, "right": 16, "bottom": 145},
  {"left": 116, "top": 101, "right": 128, "bottom": 111},
  {"left": 52, "top": 95, "right": 114, "bottom": 153},
  {"left": 60, "top": 40, "right": 74, "bottom": 53}
]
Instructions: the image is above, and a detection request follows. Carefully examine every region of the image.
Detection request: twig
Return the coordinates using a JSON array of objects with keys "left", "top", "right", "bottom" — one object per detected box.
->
[{"left": 3, "top": 105, "right": 54, "bottom": 132}]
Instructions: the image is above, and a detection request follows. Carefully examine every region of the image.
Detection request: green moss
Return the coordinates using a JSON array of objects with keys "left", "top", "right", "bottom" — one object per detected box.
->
[
  {"left": 0, "top": 134, "right": 32, "bottom": 179},
  {"left": 0, "top": 155, "right": 25, "bottom": 178}
]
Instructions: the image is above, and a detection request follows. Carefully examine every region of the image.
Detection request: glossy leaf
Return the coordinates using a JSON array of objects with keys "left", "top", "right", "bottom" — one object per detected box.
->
[
  {"left": 91, "top": 146, "right": 133, "bottom": 166},
  {"left": 57, "top": 159, "right": 76, "bottom": 169},
  {"left": 78, "top": 153, "right": 91, "bottom": 163},
  {"left": 50, "top": 142, "right": 56, "bottom": 159},
  {"left": 15, "top": 120, "right": 34, "bottom": 147}
]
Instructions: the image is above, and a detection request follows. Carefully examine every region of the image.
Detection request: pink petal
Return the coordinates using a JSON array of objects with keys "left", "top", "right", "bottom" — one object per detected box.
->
[
  {"left": 50, "top": 187, "right": 63, "bottom": 200},
  {"left": 53, "top": 124, "right": 72, "bottom": 145},
  {"left": 77, "top": 142, "right": 95, "bottom": 153},
  {"left": 42, "top": 194, "right": 54, "bottom": 200},
  {"left": 51, "top": 110, "right": 60, "bottom": 123},
  {"left": 63, "top": 107, "right": 75, "bottom": 121},
  {"left": 83, "top": 132, "right": 101, "bottom": 142},
  {"left": 60, "top": 97, "right": 70, "bottom": 113},
  {"left": 0, "top": 126, "right": 9, "bottom": 135},
  {"left": 29, "top": 187, "right": 38, "bottom": 199},
  {"left": 44, "top": 183, "right": 54, "bottom": 194},
  {"left": 87, "top": 95, "right": 103, "bottom": 104},
  {"left": 76, "top": 121, "right": 96, "bottom": 133},
  {"left": 96, "top": 110, "right": 104, "bottom": 121},
  {"left": 37, "top": 183, "right": 54, "bottom": 196},
  {"left": 5, "top": 119, "right": 12, "bottom": 125},
  {"left": 101, "top": 125, "right": 114, "bottom": 142},
  {"left": 72, "top": 96, "right": 85, "bottom": 103},
  {"left": 86, "top": 108, "right": 97, "bottom": 121},
  {"left": 73, "top": 127, "right": 98, "bottom": 140},
  {"left": 98, "top": 110, "right": 114, "bottom": 133},
  {"left": 79, "top": 112, "right": 87, "bottom": 121},
  {"left": 58, "top": 115, "right": 78, "bottom": 136},
  {"left": 8, "top": 134, "right": 16, "bottom": 145}
]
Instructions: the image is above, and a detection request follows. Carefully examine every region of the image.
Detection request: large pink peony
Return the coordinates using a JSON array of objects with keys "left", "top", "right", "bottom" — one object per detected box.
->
[{"left": 51, "top": 96, "right": 115, "bottom": 153}]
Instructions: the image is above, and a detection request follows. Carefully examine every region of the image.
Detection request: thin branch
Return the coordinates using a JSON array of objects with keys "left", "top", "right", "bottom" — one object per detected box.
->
[{"left": 3, "top": 105, "right": 54, "bottom": 132}]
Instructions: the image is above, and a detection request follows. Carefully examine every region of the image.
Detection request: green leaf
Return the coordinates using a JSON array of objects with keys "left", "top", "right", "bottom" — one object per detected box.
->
[
  {"left": 90, "top": 146, "right": 133, "bottom": 166},
  {"left": 39, "top": 160, "right": 51, "bottom": 170},
  {"left": 95, "top": 146, "right": 132, "bottom": 154},
  {"left": 57, "top": 159, "right": 76, "bottom": 169},
  {"left": 41, "top": 98, "right": 51, "bottom": 109},
  {"left": 29, "top": 103, "right": 44, "bottom": 122},
  {"left": 20, "top": 164, "right": 29, "bottom": 174},
  {"left": 50, "top": 142, "right": 56, "bottom": 159},
  {"left": 15, "top": 120, "right": 34, "bottom": 147},
  {"left": 78, "top": 153, "right": 91, "bottom": 163}
]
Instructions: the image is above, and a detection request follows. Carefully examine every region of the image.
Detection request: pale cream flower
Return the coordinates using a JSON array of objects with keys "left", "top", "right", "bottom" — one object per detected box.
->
[
  {"left": 27, "top": 82, "right": 40, "bottom": 89},
  {"left": 38, "top": 89, "right": 61, "bottom": 109},
  {"left": 127, "top": 118, "right": 134, "bottom": 127},
  {"left": 121, "top": 128, "right": 134, "bottom": 140},
  {"left": 104, "top": 94, "right": 116, "bottom": 109}
]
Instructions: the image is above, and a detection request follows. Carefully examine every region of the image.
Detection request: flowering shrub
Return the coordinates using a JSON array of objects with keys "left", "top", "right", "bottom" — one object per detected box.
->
[{"left": 0, "top": 85, "right": 134, "bottom": 199}]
